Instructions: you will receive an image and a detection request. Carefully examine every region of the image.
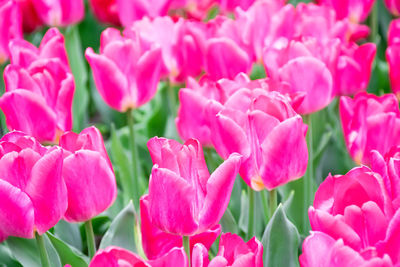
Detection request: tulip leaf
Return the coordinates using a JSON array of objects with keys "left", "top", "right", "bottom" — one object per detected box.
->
[
  {"left": 262, "top": 205, "right": 300, "bottom": 267},
  {"left": 7, "top": 235, "right": 62, "bottom": 267},
  {"left": 99, "top": 201, "right": 137, "bottom": 253},
  {"left": 0, "top": 243, "right": 22, "bottom": 267},
  {"left": 54, "top": 220, "right": 83, "bottom": 251},
  {"left": 46, "top": 232, "right": 89, "bottom": 267},
  {"left": 220, "top": 208, "right": 239, "bottom": 234}
]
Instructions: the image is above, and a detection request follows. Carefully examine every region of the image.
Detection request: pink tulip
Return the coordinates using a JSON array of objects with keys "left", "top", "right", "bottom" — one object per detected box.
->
[
  {"left": 387, "top": 19, "right": 400, "bottom": 98},
  {"left": 384, "top": 0, "right": 400, "bottom": 16},
  {"left": 217, "top": 0, "right": 256, "bottom": 12},
  {"left": 209, "top": 89, "right": 308, "bottom": 191},
  {"left": 340, "top": 92, "right": 400, "bottom": 165},
  {"left": 0, "top": 131, "right": 67, "bottom": 242},
  {"left": 89, "top": 246, "right": 188, "bottom": 267},
  {"left": 147, "top": 137, "right": 241, "bottom": 236},
  {"left": 140, "top": 195, "right": 221, "bottom": 260},
  {"left": 0, "top": 0, "right": 22, "bottom": 65},
  {"left": 15, "top": 0, "right": 43, "bottom": 33},
  {"left": 192, "top": 233, "right": 263, "bottom": 267},
  {"left": 117, "top": 0, "right": 173, "bottom": 26},
  {"left": 0, "top": 28, "right": 74, "bottom": 143},
  {"left": 86, "top": 27, "right": 164, "bottom": 112},
  {"left": 304, "top": 166, "right": 400, "bottom": 265},
  {"left": 59, "top": 126, "right": 116, "bottom": 222},
  {"left": 316, "top": 0, "right": 375, "bottom": 22},
  {"left": 31, "top": 0, "right": 84, "bottom": 26},
  {"left": 89, "top": 0, "right": 120, "bottom": 26}
]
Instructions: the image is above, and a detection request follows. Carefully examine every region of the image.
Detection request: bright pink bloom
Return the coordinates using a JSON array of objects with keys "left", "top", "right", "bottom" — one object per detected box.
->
[
  {"left": 384, "top": 0, "right": 400, "bottom": 16},
  {"left": 192, "top": 233, "right": 263, "bottom": 267},
  {"left": 89, "top": 0, "right": 120, "bottom": 26},
  {"left": 140, "top": 195, "right": 220, "bottom": 260},
  {"left": 304, "top": 166, "right": 400, "bottom": 265},
  {"left": 0, "top": 0, "right": 22, "bottom": 65},
  {"left": 147, "top": 137, "right": 241, "bottom": 236},
  {"left": 209, "top": 89, "right": 308, "bottom": 191},
  {"left": 117, "top": 0, "right": 173, "bottom": 26},
  {"left": 31, "top": 0, "right": 84, "bottom": 26},
  {"left": 340, "top": 92, "right": 400, "bottom": 165},
  {"left": 60, "top": 126, "right": 116, "bottom": 222},
  {"left": 387, "top": 19, "right": 400, "bottom": 98},
  {"left": 0, "top": 28, "right": 74, "bottom": 143},
  {"left": 89, "top": 246, "right": 188, "bottom": 267},
  {"left": 86, "top": 27, "right": 164, "bottom": 112},
  {"left": 316, "top": 0, "right": 375, "bottom": 22},
  {"left": 217, "top": 0, "right": 256, "bottom": 12},
  {"left": 0, "top": 131, "right": 67, "bottom": 242},
  {"left": 15, "top": 0, "right": 43, "bottom": 33}
]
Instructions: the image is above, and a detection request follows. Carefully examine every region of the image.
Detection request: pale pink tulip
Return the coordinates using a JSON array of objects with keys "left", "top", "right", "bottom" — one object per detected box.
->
[
  {"left": 387, "top": 19, "right": 400, "bottom": 98},
  {"left": 31, "top": 0, "right": 84, "bottom": 26},
  {"left": 0, "top": 0, "right": 22, "bottom": 65},
  {"left": 0, "top": 131, "right": 67, "bottom": 242},
  {"left": 147, "top": 137, "right": 241, "bottom": 236}
]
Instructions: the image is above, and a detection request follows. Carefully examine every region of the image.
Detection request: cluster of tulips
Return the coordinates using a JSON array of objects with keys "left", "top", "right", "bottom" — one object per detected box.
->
[{"left": 1, "top": 0, "right": 400, "bottom": 266}]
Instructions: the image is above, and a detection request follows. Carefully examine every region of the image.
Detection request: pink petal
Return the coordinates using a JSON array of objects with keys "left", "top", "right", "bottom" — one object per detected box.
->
[{"left": 89, "top": 246, "right": 149, "bottom": 267}]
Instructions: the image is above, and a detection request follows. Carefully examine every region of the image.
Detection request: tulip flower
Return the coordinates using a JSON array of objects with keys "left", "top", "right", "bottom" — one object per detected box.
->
[
  {"left": 387, "top": 19, "right": 400, "bottom": 98},
  {"left": 89, "top": 246, "right": 188, "bottom": 267},
  {"left": 147, "top": 137, "right": 241, "bottom": 236},
  {"left": 303, "top": 166, "right": 400, "bottom": 265},
  {"left": 0, "top": 131, "right": 67, "bottom": 242},
  {"left": 89, "top": 0, "right": 120, "bottom": 26},
  {"left": 209, "top": 89, "right": 308, "bottom": 191},
  {"left": 192, "top": 233, "right": 263, "bottom": 266},
  {"left": 0, "top": 0, "right": 22, "bottom": 65},
  {"left": 59, "top": 126, "right": 116, "bottom": 222},
  {"left": 0, "top": 28, "right": 74, "bottom": 143},
  {"left": 15, "top": 0, "right": 43, "bottom": 33},
  {"left": 384, "top": 0, "right": 400, "bottom": 16},
  {"left": 340, "top": 92, "right": 400, "bottom": 165},
  {"left": 217, "top": 0, "right": 256, "bottom": 12},
  {"left": 86, "top": 27, "right": 164, "bottom": 112},
  {"left": 316, "top": 0, "right": 375, "bottom": 22},
  {"left": 31, "top": 0, "right": 84, "bottom": 26}
]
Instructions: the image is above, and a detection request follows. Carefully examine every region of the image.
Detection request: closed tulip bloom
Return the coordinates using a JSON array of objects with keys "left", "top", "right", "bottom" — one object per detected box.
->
[
  {"left": 89, "top": 0, "right": 120, "bottom": 26},
  {"left": 117, "top": 0, "right": 173, "bottom": 26},
  {"left": 217, "top": 0, "right": 256, "bottom": 12},
  {"left": 147, "top": 137, "right": 241, "bottom": 236},
  {"left": 89, "top": 246, "right": 188, "bottom": 267},
  {"left": 384, "top": 0, "right": 400, "bottom": 16},
  {"left": 192, "top": 233, "right": 263, "bottom": 267},
  {"left": 31, "top": 0, "right": 84, "bottom": 26},
  {"left": 209, "top": 89, "right": 308, "bottom": 191},
  {"left": 0, "top": 131, "right": 67, "bottom": 242},
  {"left": 340, "top": 92, "right": 400, "bottom": 165},
  {"left": 0, "top": 28, "right": 74, "bottom": 143},
  {"left": 86, "top": 27, "right": 164, "bottom": 112},
  {"left": 387, "top": 19, "right": 400, "bottom": 98},
  {"left": 0, "top": 0, "right": 22, "bottom": 65},
  {"left": 316, "top": 0, "right": 375, "bottom": 22},
  {"left": 60, "top": 126, "right": 116, "bottom": 222},
  {"left": 15, "top": 0, "right": 43, "bottom": 33}
]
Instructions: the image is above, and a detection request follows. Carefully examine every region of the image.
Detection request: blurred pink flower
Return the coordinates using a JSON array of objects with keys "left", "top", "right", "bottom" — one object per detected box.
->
[
  {"left": 0, "top": 0, "right": 22, "bottom": 64},
  {"left": 117, "top": 0, "right": 173, "bottom": 26},
  {"left": 387, "top": 19, "right": 400, "bottom": 98},
  {"left": 15, "top": 0, "right": 43, "bottom": 33},
  {"left": 31, "top": 0, "right": 84, "bottom": 26},
  {"left": 316, "top": 0, "right": 375, "bottom": 22},
  {"left": 384, "top": 0, "right": 400, "bottom": 16},
  {"left": 89, "top": 0, "right": 120, "bottom": 26}
]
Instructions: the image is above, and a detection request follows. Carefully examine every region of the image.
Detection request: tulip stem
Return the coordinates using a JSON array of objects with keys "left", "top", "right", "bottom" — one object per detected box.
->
[
  {"left": 370, "top": 1, "right": 378, "bottom": 42},
  {"left": 303, "top": 114, "right": 313, "bottom": 233},
  {"left": 167, "top": 81, "right": 177, "bottom": 116},
  {"left": 268, "top": 189, "right": 277, "bottom": 219},
  {"left": 85, "top": 220, "right": 96, "bottom": 258},
  {"left": 183, "top": 236, "right": 190, "bottom": 266},
  {"left": 261, "top": 190, "right": 269, "bottom": 221},
  {"left": 35, "top": 232, "right": 50, "bottom": 267},
  {"left": 247, "top": 187, "right": 255, "bottom": 240},
  {"left": 127, "top": 109, "right": 140, "bottom": 208}
]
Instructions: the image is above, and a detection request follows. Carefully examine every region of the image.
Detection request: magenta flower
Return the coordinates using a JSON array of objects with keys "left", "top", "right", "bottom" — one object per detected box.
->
[
  {"left": 86, "top": 27, "right": 164, "bottom": 112},
  {"left": 340, "top": 92, "right": 400, "bottom": 165},
  {"left": 192, "top": 233, "right": 263, "bottom": 266},
  {"left": 59, "top": 126, "right": 116, "bottom": 223},
  {"left": 0, "top": 131, "right": 67, "bottom": 242},
  {"left": 89, "top": 246, "right": 188, "bottom": 267},
  {"left": 0, "top": 0, "right": 22, "bottom": 65},
  {"left": 147, "top": 137, "right": 241, "bottom": 236},
  {"left": 15, "top": 0, "right": 43, "bottom": 33},
  {"left": 209, "top": 89, "right": 308, "bottom": 191},
  {"left": 0, "top": 28, "right": 74, "bottom": 143},
  {"left": 217, "top": 0, "right": 256, "bottom": 13},
  {"left": 89, "top": 0, "right": 120, "bottom": 26},
  {"left": 384, "top": 0, "right": 400, "bottom": 16},
  {"left": 31, "top": 0, "right": 84, "bottom": 26},
  {"left": 387, "top": 19, "right": 400, "bottom": 98},
  {"left": 316, "top": 0, "right": 375, "bottom": 22}
]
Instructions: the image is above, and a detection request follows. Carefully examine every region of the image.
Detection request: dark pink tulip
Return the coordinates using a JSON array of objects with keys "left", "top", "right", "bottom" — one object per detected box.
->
[
  {"left": 86, "top": 27, "right": 164, "bottom": 112},
  {"left": 117, "top": 0, "right": 173, "bottom": 26},
  {"left": 384, "top": 0, "right": 400, "bottom": 16},
  {"left": 15, "top": 0, "right": 43, "bottom": 33},
  {"left": 60, "top": 126, "right": 116, "bottom": 222},
  {"left": 140, "top": 195, "right": 220, "bottom": 260},
  {"left": 147, "top": 137, "right": 241, "bottom": 236},
  {"left": 209, "top": 89, "right": 308, "bottom": 191},
  {"left": 89, "top": 246, "right": 188, "bottom": 267},
  {"left": 192, "top": 233, "right": 263, "bottom": 267},
  {"left": 31, "top": 0, "right": 84, "bottom": 26},
  {"left": 89, "top": 0, "right": 120, "bottom": 26},
  {"left": 387, "top": 19, "right": 400, "bottom": 98},
  {"left": 340, "top": 93, "right": 400, "bottom": 165},
  {"left": 317, "top": 0, "right": 375, "bottom": 22},
  {"left": 0, "top": 131, "right": 67, "bottom": 242},
  {"left": 0, "top": 0, "right": 22, "bottom": 65},
  {"left": 217, "top": 0, "right": 256, "bottom": 12},
  {"left": 0, "top": 28, "right": 74, "bottom": 143}
]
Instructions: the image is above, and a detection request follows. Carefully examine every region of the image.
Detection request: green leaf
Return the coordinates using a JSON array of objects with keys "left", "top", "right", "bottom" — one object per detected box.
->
[
  {"left": 220, "top": 208, "right": 239, "bottom": 234},
  {"left": 99, "top": 201, "right": 137, "bottom": 252},
  {"left": 54, "top": 220, "right": 83, "bottom": 251},
  {"left": 262, "top": 205, "right": 300, "bottom": 267},
  {"left": 46, "top": 232, "right": 89, "bottom": 267},
  {"left": 0, "top": 243, "right": 22, "bottom": 267}
]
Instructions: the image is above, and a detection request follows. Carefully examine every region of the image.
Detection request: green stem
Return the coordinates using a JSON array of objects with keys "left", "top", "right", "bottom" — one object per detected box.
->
[
  {"left": 370, "top": 1, "right": 378, "bottom": 42},
  {"left": 167, "top": 82, "right": 177, "bottom": 116},
  {"left": 247, "top": 187, "right": 255, "bottom": 240},
  {"left": 260, "top": 190, "right": 269, "bottom": 221},
  {"left": 303, "top": 114, "right": 313, "bottom": 233},
  {"left": 268, "top": 189, "right": 277, "bottom": 219},
  {"left": 127, "top": 109, "right": 140, "bottom": 208},
  {"left": 35, "top": 232, "right": 50, "bottom": 267},
  {"left": 85, "top": 220, "right": 96, "bottom": 258},
  {"left": 183, "top": 236, "right": 191, "bottom": 266}
]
